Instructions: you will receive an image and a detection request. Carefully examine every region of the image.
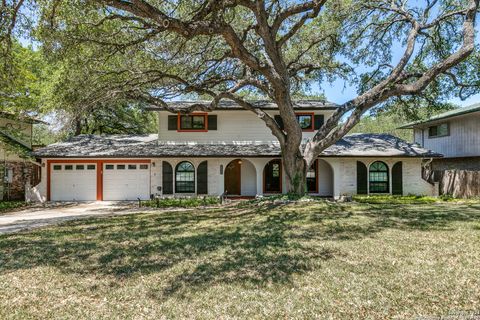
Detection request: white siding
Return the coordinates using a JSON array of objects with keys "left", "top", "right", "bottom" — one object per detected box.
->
[
  {"left": 158, "top": 110, "right": 335, "bottom": 144},
  {"left": 414, "top": 129, "right": 423, "bottom": 146},
  {"left": 413, "top": 113, "right": 480, "bottom": 158}
]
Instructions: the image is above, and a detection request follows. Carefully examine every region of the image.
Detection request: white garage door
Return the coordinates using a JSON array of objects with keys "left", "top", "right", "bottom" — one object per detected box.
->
[
  {"left": 51, "top": 163, "right": 97, "bottom": 201},
  {"left": 103, "top": 163, "right": 151, "bottom": 200}
]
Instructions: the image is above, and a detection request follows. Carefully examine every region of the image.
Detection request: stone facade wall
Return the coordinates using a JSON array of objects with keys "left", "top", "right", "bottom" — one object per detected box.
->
[
  {"left": 432, "top": 157, "right": 480, "bottom": 171},
  {"left": 0, "top": 161, "right": 40, "bottom": 201}
]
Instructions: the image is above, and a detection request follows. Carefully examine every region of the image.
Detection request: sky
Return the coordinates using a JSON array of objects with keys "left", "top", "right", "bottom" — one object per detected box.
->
[{"left": 315, "top": 27, "right": 480, "bottom": 108}]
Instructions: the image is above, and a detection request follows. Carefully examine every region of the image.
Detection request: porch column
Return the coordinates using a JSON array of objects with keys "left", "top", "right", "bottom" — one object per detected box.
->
[
  {"left": 329, "top": 161, "right": 342, "bottom": 200},
  {"left": 248, "top": 158, "right": 270, "bottom": 196}
]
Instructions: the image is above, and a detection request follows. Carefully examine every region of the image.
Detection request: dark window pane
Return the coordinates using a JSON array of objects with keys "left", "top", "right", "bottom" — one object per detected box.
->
[
  {"left": 306, "top": 161, "right": 317, "bottom": 193},
  {"left": 53, "top": 165, "right": 62, "bottom": 170},
  {"left": 369, "top": 161, "right": 389, "bottom": 193},
  {"left": 429, "top": 123, "right": 449, "bottom": 137},
  {"left": 65, "top": 165, "right": 73, "bottom": 170},
  {"left": 264, "top": 160, "right": 282, "bottom": 193},
  {"left": 87, "top": 165, "right": 96, "bottom": 170},
  {"left": 117, "top": 165, "right": 125, "bottom": 170},
  {"left": 140, "top": 164, "right": 148, "bottom": 170},
  {"left": 180, "top": 115, "right": 206, "bottom": 130},
  {"left": 76, "top": 165, "right": 85, "bottom": 170},
  {"left": 192, "top": 116, "right": 205, "bottom": 129},
  {"left": 438, "top": 123, "right": 448, "bottom": 136},
  {"left": 296, "top": 114, "right": 313, "bottom": 130},
  {"left": 175, "top": 161, "right": 195, "bottom": 193},
  {"left": 128, "top": 164, "right": 137, "bottom": 170},
  {"left": 181, "top": 115, "right": 192, "bottom": 129},
  {"left": 105, "top": 165, "right": 114, "bottom": 170}
]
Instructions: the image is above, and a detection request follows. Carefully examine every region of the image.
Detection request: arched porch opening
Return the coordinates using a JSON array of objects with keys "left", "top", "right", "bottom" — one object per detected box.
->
[
  {"left": 263, "top": 159, "right": 282, "bottom": 194},
  {"left": 224, "top": 159, "right": 257, "bottom": 196},
  {"left": 317, "top": 159, "right": 334, "bottom": 197}
]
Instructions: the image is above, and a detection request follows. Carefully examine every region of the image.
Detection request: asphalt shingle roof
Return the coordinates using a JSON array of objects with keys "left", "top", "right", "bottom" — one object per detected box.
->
[
  {"left": 32, "top": 133, "right": 442, "bottom": 158},
  {"left": 145, "top": 99, "right": 338, "bottom": 111}
]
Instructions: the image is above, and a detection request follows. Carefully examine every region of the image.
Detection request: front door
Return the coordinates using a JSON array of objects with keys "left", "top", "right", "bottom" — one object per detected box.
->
[{"left": 224, "top": 160, "right": 241, "bottom": 195}]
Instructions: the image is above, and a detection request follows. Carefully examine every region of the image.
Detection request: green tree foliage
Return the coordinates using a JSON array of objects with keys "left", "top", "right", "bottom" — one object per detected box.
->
[
  {"left": 352, "top": 102, "right": 457, "bottom": 141},
  {"left": 68, "top": 102, "right": 157, "bottom": 136},
  {"left": 0, "top": 42, "right": 45, "bottom": 114},
  {"left": 32, "top": 123, "right": 58, "bottom": 146}
]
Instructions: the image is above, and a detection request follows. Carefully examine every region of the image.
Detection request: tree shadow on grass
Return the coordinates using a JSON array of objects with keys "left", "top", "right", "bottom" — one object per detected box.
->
[
  {"left": 0, "top": 203, "right": 338, "bottom": 296},
  {"left": 0, "top": 201, "right": 479, "bottom": 298},
  {"left": 357, "top": 203, "right": 480, "bottom": 230}
]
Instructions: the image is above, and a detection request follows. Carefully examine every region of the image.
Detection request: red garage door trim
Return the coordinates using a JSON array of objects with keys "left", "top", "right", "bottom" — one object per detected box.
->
[{"left": 47, "top": 159, "right": 151, "bottom": 201}]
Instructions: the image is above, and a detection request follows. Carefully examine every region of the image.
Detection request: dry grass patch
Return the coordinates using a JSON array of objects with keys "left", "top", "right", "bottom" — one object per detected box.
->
[{"left": 0, "top": 200, "right": 479, "bottom": 319}]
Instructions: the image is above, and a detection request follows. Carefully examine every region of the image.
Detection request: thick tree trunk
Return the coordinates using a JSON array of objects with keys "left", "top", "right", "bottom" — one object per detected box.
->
[{"left": 282, "top": 150, "right": 307, "bottom": 196}]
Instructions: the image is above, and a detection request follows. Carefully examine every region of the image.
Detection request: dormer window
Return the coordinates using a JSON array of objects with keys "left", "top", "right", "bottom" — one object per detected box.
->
[{"left": 428, "top": 123, "right": 449, "bottom": 138}]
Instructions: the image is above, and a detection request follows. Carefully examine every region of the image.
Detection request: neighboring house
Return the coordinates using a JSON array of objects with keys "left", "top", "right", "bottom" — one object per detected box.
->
[
  {"left": 0, "top": 112, "right": 42, "bottom": 200},
  {"left": 32, "top": 100, "right": 440, "bottom": 202},
  {"left": 399, "top": 103, "right": 480, "bottom": 172}
]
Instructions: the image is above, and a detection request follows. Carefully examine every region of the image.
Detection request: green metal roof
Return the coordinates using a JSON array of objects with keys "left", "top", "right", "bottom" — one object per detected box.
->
[{"left": 398, "top": 103, "right": 480, "bottom": 129}]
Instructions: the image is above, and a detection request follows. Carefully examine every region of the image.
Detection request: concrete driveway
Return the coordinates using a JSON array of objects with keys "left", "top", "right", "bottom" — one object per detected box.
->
[{"left": 0, "top": 202, "right": 139, "bottom": 235}]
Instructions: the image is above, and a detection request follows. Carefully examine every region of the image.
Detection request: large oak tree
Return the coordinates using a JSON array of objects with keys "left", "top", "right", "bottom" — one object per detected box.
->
[{"left": 6, "top": 0, "right": 480, "bottom": 194}]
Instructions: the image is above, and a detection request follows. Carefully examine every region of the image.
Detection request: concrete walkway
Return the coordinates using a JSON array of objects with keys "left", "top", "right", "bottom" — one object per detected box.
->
[{"left": 0, "top": 202, "right": 139, "bottom": 235}]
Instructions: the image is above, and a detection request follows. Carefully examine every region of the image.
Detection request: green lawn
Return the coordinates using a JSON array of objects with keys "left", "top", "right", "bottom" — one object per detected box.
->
[{"left": 0, "top": 200, "right": 479, "bottom": 319}]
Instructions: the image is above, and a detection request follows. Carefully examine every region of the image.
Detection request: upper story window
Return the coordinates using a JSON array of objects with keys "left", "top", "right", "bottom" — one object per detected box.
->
[
  {"left": 179, "top": 114, "right": 207, "bottom": 131},
  {"left": 274, "top": 112, "right": 322, "bottom": 132},
  {"left": 296, "top": 113, "right": 314, "bottom": 131},
  {"left": 168, "top": 113, "right": 217, "bottom": 132},
  {"left": 428, "top": 123, "right": 449, "bottom": 138}
]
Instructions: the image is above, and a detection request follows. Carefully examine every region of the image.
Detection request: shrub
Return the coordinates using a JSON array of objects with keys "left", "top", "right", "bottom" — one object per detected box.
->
[
  {"left": 0, "top": 201, "right": 26, "bottom": 212},
  {"left": 141, "top": 196, "right": 220, "bottom": 208},
  {"left": 352, "top": 195, "right": 438, "bottom": 204}
]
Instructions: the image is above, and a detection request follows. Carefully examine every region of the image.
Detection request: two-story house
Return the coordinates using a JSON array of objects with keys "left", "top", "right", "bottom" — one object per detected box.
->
[
  {"left": 399, "top": 103, "right": 480, "bottom": 172},
  {"left": 32, "top": 100, "right": 440, "bottom": 202},
  {"left": 0, "top": 112, "right": 42, "bottom": 200}
]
